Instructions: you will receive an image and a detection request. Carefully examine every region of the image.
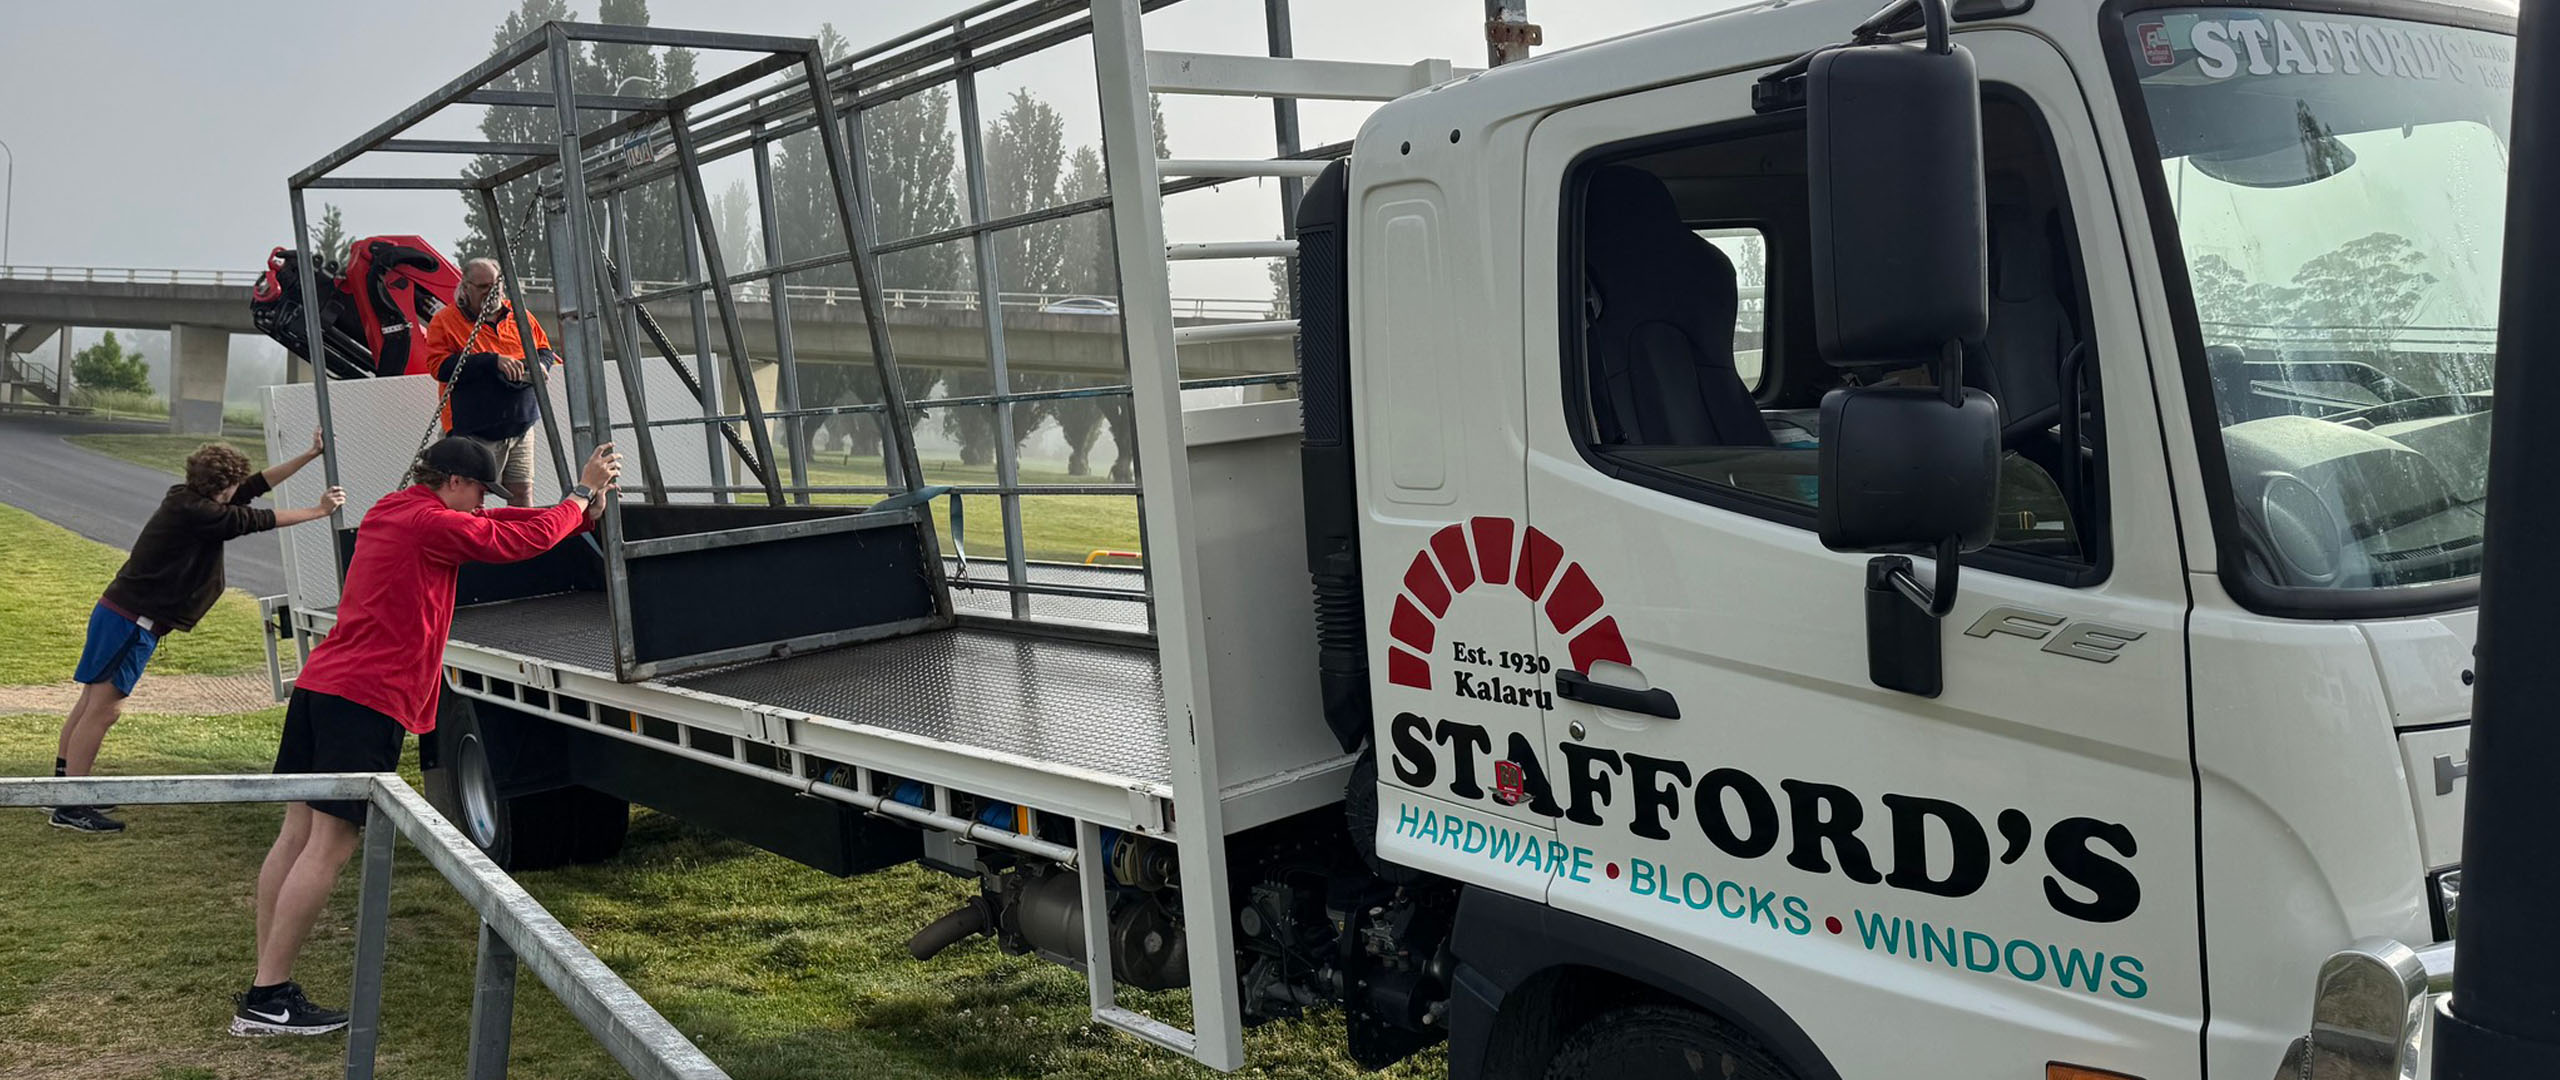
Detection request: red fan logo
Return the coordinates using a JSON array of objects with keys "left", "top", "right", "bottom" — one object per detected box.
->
[{"left": 1382, "top": 517, "right": 1630, "bottom": 691}]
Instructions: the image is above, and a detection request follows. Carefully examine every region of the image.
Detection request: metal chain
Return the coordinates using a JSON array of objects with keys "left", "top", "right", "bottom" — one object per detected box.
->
[
  {"left": 415, "top": 195, "right": 547, "bottom": 460},
  {"left": 408, "top": 196, "right": 783, "bottom": 490}
]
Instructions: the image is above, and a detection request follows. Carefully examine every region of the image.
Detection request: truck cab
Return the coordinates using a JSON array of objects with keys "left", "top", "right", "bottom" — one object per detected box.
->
[{"left": 1315, "top": 1, "right": 2512, "bottom": 1076}]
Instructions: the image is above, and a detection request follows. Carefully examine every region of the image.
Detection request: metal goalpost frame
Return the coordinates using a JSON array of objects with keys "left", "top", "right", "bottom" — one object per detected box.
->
[
  {"left": 510, "top": 0, "right": 1318, "bottom": 624},
  {"left": 281, "top": 20, "right": 968, "bottom": 690},
  {"left": 0, "top": 772, "right": 728, "bottom": 1080},
  {"left": 281, "top": 19, "right": 937, "bottom": 573}
]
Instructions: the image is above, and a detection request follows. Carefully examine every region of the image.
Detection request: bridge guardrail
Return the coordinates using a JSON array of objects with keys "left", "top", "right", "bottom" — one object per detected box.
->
[
  {"left": 522, "top": 276, "right": 1281, "bottom": 320},
  {"left": 0, "top": 265, "right": 265, "bottom": 287},
  {"left": 0, "top": 268, "right": 1759, "bottom": 327},
  {"left": 0, "top": 264, "right": 1284, "bottom": 321}
]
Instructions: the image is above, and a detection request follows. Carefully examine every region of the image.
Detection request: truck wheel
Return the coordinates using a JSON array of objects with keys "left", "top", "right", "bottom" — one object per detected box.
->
[
  {"left": 422, "top": 699, "right": 607, "bottom": 870},
  {"left": 1543, "top": 1006, "right": 1797, "bottom": 1080}
]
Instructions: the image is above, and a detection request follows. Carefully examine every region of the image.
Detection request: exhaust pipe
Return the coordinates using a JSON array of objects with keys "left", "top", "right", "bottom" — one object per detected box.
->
[{"left": 907, "top": 899, "right": 991, "bottom": 961}]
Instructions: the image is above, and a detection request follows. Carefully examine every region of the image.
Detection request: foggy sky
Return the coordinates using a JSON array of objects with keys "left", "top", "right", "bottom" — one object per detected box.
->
[{"left": 0, "top": 0, "right": 1743, "bottom": 280}]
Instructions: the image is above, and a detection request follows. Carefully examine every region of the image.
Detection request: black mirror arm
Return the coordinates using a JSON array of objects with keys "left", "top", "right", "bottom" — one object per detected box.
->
[
  {"left": 1761, "top": 0, "right": 1957, "bottom": 113},
  {"left": 1880, "top": 536, "right": 1963, "bottom": 618},
  {"left": 1853, "top": 0, "right": 1955, "bottom": 54}
]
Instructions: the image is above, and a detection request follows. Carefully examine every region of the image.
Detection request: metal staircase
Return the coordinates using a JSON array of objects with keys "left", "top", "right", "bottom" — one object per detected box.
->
[{"left": 2, "top": 349, "right": 66, "bottom": 407}]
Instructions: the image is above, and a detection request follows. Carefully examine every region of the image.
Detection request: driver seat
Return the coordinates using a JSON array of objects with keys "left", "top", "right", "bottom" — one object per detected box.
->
[
  {"left": 1970, "top": 175, "right": 2079, "bottom": 449},
  {"left": 1582, "top": 166, "right": 1771, "bottom": 448}
]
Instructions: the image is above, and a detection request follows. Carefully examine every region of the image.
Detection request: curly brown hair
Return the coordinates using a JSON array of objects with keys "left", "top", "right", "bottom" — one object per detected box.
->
[{"left": 183, "top": 443, "right": 256, "bottom": 498}]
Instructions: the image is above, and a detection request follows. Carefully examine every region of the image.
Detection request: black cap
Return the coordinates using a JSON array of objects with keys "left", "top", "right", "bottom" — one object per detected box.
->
[{"left": 419, "top": 436, "right": 504, "bottom": 496}]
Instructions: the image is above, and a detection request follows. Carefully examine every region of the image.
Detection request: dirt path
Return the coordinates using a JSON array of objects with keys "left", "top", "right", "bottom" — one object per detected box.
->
[{"left": 0, "top": 672, "right": 279, "bottom": 716}]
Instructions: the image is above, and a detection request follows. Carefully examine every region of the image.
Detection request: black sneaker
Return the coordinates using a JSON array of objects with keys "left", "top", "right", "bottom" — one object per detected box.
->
[
  {"left": 229, "top": 982, "right": 349, "bottom": 1037},
  {"left": 48, "top": 807, "right": 124, "bottom": 833}
]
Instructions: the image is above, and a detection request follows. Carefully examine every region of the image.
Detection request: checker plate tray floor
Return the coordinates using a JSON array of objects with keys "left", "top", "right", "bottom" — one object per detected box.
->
[{"left": 444, "top": 592, "right": 1170, "bottom": 785}]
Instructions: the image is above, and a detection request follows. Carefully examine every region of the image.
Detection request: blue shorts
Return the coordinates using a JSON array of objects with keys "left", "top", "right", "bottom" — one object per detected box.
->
[{"left": 73, "top": 603, "right": 159, "bottom": 697}]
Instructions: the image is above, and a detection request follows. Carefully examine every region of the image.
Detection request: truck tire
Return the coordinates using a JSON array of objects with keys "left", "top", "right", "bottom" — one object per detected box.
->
[
  {"left": 1543, "top": 1006, "right": 1798, "bottom": 1080},
  {"left": 422, "top": 698, "right": 623, "bottom": 870}
]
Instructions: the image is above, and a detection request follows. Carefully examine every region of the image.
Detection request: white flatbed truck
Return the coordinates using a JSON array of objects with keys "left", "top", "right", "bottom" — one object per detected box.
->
[{"left": 264, "top": 0, "right": 2533, "bottom": 1076}]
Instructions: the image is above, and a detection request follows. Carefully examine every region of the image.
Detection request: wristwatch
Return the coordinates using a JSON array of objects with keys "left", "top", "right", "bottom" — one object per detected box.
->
[{"left": 569, "top": 483, "right": 596, "bottom": 502}]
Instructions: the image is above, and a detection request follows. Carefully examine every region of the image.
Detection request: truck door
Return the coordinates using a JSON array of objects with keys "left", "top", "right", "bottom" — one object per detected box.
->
[
  {"left": 1353, "top": 159, "right": 1556, "bottom": 898},
  {"left": 1519, "top": 33, "right": 2202, "bottom": 1080}
]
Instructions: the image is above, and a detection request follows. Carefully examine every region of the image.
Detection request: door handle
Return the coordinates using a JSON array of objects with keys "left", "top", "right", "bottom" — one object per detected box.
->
[{"left": 1556, "top": 670, "right": 1680, "bottom": 719}]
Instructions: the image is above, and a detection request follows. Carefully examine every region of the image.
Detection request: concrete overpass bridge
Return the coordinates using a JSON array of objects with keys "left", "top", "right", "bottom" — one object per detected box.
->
[{"left": 0, "top": 265, "right": 1294, "bottom": 433}]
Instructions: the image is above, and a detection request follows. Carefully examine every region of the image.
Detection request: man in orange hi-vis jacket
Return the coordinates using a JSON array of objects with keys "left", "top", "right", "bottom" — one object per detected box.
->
[{"left": 410, "top": 257, "right": 554, "bottom": 506}]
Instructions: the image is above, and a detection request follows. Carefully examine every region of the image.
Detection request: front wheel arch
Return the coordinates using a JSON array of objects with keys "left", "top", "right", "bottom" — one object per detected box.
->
[{"left": 1444, "top": 888, "right": 1841, "bottom": 1080}]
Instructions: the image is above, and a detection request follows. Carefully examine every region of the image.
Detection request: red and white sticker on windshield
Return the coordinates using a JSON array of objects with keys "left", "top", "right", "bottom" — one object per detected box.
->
[{"left": 2139, "top": 22, "right": 2174, "bottom": 67}]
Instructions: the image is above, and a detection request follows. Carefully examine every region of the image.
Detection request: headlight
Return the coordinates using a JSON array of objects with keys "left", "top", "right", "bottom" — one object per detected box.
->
[{"left": 2428, "top": 867, "right": 2461, "bottom": 942}]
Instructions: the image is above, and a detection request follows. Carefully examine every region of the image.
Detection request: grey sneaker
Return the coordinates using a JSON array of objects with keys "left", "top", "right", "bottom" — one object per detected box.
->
[{"left": 48, "top": 806, "right": 124, "bottom": 833}]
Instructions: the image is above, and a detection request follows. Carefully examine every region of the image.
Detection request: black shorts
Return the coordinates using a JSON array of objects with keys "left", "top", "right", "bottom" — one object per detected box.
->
[{"left": 273, "top": 688, "right": 407, "bottom": 825}]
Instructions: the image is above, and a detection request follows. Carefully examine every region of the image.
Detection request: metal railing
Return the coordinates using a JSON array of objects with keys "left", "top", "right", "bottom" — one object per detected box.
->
[
  {"left": 516, "top": 275, "right": 1277, "bottom": 320},
  {"left": 3, "top": 353, "right": 57, "bottom": 394},
  {"left": 0, "top": 773, "right": 727, "bottom": 1080},
  {"left": 0, "top": 264, "right": 264, "bottom": 287},
  {"left": 0, "top": 263, "right": 1279, "bottom": 320}
]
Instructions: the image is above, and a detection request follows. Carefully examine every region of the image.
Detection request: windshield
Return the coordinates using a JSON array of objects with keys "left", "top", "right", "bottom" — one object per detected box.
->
[{"left": 2122, "top": 9, "right": 2512, "bottom": 596}]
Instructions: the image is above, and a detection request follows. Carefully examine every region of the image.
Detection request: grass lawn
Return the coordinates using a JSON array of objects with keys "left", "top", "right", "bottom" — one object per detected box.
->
[
  {"left": 0, "top": 473, "right": 1438, "bottom": 1079},
  {"left": 0, "top": 712, "right": 1434, "bottom": 1079},
  {"left": 0, "top": 503, "right": 266, "bottom": 685},
  {"left": 66, "top": 434, "right": 271, "bottom": 477}
]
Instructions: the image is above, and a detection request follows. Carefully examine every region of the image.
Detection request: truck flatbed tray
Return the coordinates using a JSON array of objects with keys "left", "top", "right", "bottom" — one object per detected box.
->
[{"left": 445, "top": 592, "right": 1172, "bottom": 786}]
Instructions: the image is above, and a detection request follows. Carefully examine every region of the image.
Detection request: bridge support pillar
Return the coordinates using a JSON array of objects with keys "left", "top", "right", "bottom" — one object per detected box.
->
[{"left": 170, "top": 323, "right": 229, "bottom": 434}]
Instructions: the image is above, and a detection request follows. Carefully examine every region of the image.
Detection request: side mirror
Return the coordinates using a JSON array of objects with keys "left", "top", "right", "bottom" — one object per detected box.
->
[
  {"left": 1817, "top": 387, "right": 2000, "bottom": 698},
  {"left": 1806, "top": 8, "right": 1987, "bottom": 362},
  {"left": 1817, "top": 387, "right": 2001, "bottom": 561},
  {"left": 1802, "top": 0, "right": 1995, "bottom": 696}
]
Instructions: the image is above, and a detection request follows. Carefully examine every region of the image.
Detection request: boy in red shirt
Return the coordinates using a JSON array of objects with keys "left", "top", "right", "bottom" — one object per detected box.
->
[{"left": 231, "top": 435, "right": 617, "bottom": 1037}]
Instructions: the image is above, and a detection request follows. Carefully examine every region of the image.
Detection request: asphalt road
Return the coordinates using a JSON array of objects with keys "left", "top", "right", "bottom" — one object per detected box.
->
[{"left": 0, "top": 413, "right": 285, "bottom": 597}]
